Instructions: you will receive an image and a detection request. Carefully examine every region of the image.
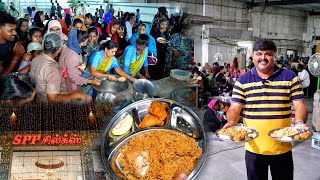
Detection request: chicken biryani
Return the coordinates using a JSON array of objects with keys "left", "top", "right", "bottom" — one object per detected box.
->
[{"left": 111, "top": 130, "right": 202, "bottom": 180}]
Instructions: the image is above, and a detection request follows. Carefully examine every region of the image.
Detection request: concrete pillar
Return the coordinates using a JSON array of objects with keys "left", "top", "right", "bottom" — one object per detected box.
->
[
  {"left": 312, "top": 92, "right": 320, "bottom": 131},
  {"left": 201, "top": 26, "right": 209, "bottom": 65}
]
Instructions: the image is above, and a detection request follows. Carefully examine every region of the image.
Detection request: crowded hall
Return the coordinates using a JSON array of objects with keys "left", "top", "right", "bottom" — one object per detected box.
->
[{"left": 0, "top": 0, "right": 320, "bottom": 179}]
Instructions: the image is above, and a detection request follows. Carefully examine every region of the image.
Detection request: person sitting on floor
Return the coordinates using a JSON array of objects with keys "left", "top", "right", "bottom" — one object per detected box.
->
[
  {"left": 203, "top": 98, "right": 223, "bottom": 133},
  {"left": 218, "top": 78, "right": 233, "bottom": 96},
  {"left": 186, "top": 70, "right": 204, "bottom": 104},
  {"left": 217, "top": 101, "right": 230, "bottom": 125}
]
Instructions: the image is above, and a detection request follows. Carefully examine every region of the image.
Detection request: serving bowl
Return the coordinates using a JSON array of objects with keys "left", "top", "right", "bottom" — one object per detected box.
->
[
  {"left": 170, "top": 69, "right": 192, "bottom": 81},
  {"left": 133, "top": 79, "right": 156, "bottom": 97}
]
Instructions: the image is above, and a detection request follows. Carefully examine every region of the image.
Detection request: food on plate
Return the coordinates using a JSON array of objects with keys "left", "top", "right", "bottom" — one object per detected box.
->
[
  {"left": 218, "top": 128, "right": 248, "bottom": 141},
  {"left": 156, "top": 37, "right": 168, "bottom": 44},
  {"left": 270, "top": 127, "right": 299, "bottom": 138},
  {"left": 138, "top": 114, "right": 164, "bottom": 128},
  {"left": 111, "top": 114, "right": 133, "bottom": 136},
  {"left": 111, "top": 130, "right": 202, "bottom": 179},
  {"left": 117, "top": 77, "right": 126, "bottom": 82},
  {"left": 293, "top": 132, "right": 311, "bottom": 140},
  {"left": 138, "top": 101, "right": 170, "bottom": 128}
]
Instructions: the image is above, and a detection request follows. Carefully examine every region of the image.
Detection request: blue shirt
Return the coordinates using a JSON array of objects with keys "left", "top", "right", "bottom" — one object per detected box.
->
[
  {"left": 89, "top": 50, "right": 120, "bottom": 73},
  {"left": 123, "top": 45, "right": 148, "bottom": 76}
]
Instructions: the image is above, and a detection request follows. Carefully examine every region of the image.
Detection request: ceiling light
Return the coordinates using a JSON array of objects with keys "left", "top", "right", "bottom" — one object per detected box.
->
[{"left": 236, "top": 41, "right": 253, "bottom": 48}]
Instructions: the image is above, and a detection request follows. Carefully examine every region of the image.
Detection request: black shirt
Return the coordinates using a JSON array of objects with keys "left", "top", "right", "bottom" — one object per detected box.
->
[{"left": 0, "top": 42, "right": 15, "bottom": 71}]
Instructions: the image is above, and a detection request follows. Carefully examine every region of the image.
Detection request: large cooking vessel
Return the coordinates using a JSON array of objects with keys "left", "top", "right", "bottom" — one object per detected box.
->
[
  {"left": 92, "top": 78, "right": 130, "bottom": 94},
  {"left": 101, "top": 98, "right": 207, "bottom": 180},
  {"left": 92, "top": 78, "right": 131, "bottom": 101},
  {"left": 133, "top": 79, "right": 155, "bottom": 97}
]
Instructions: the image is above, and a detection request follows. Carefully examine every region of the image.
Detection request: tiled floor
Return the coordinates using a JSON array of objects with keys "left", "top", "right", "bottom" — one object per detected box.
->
[{"left": 192, "top": 98, "right": 320, "bottom": 180}]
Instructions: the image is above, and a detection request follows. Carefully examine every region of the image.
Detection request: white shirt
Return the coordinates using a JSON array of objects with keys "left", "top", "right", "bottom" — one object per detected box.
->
[
  {"left": 298, "top": 69, "right": 310, "bottom": 88},
  {"left": 31, "top": 10, "right": 36, "bottom": 19},
  {"left": 125, "top": 21, "right": 133, "bottom": 41}
]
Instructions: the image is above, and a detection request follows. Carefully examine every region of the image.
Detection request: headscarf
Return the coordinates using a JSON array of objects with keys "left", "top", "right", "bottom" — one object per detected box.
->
[
  {"left": 103, "top": 12, "right": 113, "bottom": 24},
  {"left": 76, "top": 15, "right": 87, "bottom": 31},
  {"left": 34, "top": 11, "right": 44, "bottom": 28},
  {"left": 67, "top": 28, "right": 82, "bottom": 55},
  {"left": 129, "top": 24, "right": 157, "bottom": 57},
  {"left": 106, "top": 19, "right": 120, "bottom": 44},
  {"left": 57, "top": 18, "right": 68, "bottom": 36},
  {"left": 65, "top": 14, "right": 72, "bottom": 28},
  {"left": 47, "top": 20, "right": 68, "bottom": 42},
  {"left": 208, "top": 98, "right": 219, "bottom": 114}
]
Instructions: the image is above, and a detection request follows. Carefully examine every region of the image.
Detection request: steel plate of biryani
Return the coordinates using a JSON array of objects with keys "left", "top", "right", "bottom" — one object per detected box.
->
[
  {"left": 103, "top": 98, "right": 207, "bottom": 180},
  {"left": 111, "top": 130, "right": 202, "bottom": 179}
]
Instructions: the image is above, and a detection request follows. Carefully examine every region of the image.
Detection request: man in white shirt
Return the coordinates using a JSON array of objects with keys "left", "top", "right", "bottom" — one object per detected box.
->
[
  {"left": 31, "top": 7, "right": 36, "bottom": 19},
  {"left": 125, "top": 13, "right": 136, "bottom": 41},
  {"left": 297, "top": 64, "right": 310, "bottom": 96}
]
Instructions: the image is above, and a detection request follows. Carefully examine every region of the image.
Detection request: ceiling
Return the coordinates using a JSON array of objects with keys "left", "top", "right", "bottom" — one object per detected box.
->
[{"left": 234, "top": 0, "right": 320, "bottom": 13}]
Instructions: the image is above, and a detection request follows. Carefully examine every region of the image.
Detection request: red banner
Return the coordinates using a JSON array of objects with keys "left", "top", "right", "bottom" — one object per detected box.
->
[{"left": 12, "top": 134, "right": 82, "bottom": 145}]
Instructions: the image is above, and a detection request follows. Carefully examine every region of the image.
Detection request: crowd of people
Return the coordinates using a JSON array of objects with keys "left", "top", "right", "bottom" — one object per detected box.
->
[{"left": 0, "top": 3, "right": 193, "bottom": 104}]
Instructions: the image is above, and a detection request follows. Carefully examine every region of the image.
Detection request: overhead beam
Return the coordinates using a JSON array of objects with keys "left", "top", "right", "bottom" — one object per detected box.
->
[{"left": 247, "top": 0, "right": 320, "bottom": 8}]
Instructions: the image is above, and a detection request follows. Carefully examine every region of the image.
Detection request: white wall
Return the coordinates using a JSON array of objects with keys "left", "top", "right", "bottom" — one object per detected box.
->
[
  {"left": 250, "top": 6, "right": 308, "bottom": 58},
  {"left": 111, "top": 2, "right": 182, "bottom": 23}
]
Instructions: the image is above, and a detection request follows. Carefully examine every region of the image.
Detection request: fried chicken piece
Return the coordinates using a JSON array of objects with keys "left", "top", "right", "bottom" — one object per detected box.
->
[
  {"left": 148, "top": 101, "right": 168, "bottom": 121},
  {"left": 139, "top": 114, "right": 163, "bottom": 128},
  {"left": 300, "top": 132, "right": 310, "bottom": 139},
  {"left": 124, "top": 151, "right": 150, "bottom": 178}
]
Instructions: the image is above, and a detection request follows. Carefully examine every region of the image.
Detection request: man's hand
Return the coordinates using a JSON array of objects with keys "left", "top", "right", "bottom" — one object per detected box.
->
[
  {"left": 294, "top": 121, "right": 309, "bottom": 131},
  {"left": 22, "top": 53, "right": 33, "bottom": 61},
  {"left": 74, "top": 93, "right": 92, "bottom": 104},
  {"left": 13, "top": 43, "right": 25, "bottom": 59},
  {"left": 88, "top": 79, "right": 101, "bottom": 86},
  {"left": 145, "top": 73, "right": 150, "bottom": 79},
  {"left": 173, "top": 173, "right": 187, "bottom": 180},
  {"left": 117, "top": 26, "right": 125, "bottom": 37}
]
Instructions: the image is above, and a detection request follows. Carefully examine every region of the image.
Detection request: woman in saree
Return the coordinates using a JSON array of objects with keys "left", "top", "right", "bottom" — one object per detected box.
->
[
  {"left": 89, "top": 40, "right": 135, "bottom": 82},
  {"left": 123, "top": 34, "right": 150, "bottom": 79}
]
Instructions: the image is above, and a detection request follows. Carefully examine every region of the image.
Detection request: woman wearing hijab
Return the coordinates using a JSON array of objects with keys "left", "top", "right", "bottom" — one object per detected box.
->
[
  {"left": 45, "top": 20, "right": 68, "bottom": 44},
  {"left": 129, "top": 23, "right": 157, "bottom": 57},
  {"left": 59, "top": 28, "right": 101, "bottom": 93},
  {"left": 203, "top": 98, "right": 223, "bottom": 133},
  {"left": 16, "top": 18, "right": 29, "bottom": 43},
  {"left": 99, "top": 19, "right": 127, "bottom": 57},
  {"left": 34, "top": 11, "right": 45, "bottom": 29},
  {"left": 64, "top": 14, "right": 72, "bottom": 29},
  {"left": 150, "top": 17, "right": 169, "bottom": 80}
]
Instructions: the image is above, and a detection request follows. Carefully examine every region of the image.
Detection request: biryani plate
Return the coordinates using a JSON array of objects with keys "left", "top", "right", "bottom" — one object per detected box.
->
[
  {"left": 268, "top": 127, "right": 312, "bottom": 143},
  {"left": 101, "top": 98, "right": 207, "bottom": 180},
  {"left": 216, "top": 126, "right": 259, "bottom": 142}
]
